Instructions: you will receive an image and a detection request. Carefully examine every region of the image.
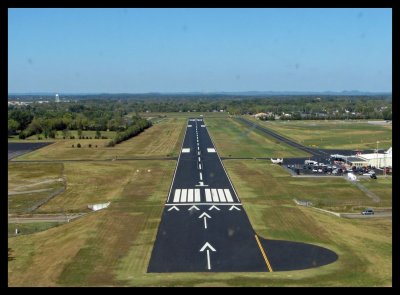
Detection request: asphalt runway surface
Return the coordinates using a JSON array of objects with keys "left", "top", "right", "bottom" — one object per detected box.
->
[
  {"left": 8, "top": 142, "right": 53, "bottom": 160},
  {"left": 148, "top": 118, "right": 337, "bottom": 272}
]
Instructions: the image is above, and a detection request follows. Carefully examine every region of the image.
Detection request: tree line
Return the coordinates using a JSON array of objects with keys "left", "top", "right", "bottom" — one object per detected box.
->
[{"left": 8, "top": 95, "right": 391, "bottom": 138}]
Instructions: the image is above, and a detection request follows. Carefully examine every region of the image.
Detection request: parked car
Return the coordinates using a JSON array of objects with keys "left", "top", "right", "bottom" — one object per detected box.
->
[{"left": 362, "top": 209, "right": 374, "bottom": 215}]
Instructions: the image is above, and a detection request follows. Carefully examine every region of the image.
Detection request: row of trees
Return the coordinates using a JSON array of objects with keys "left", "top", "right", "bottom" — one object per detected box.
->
[
  {"left": 8, "top": 95, "right": 392, "bottom": 137},
  {"left": 107, "top": 117, "right": 151, "bottom": 146}
]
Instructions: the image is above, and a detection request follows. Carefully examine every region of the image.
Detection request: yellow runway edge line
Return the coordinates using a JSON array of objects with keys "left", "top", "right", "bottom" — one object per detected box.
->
[{"left": 255, "top": 234, "right": 273, "bottom": 272}]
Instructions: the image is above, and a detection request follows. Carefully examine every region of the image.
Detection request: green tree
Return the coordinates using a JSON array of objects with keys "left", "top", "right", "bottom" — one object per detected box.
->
[{"left": 8, "top": 119, "right": 20, "bottom": 135}]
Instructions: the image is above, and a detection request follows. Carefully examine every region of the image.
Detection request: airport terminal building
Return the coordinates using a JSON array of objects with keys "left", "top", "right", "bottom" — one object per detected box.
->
[{"left": 332, "top": 147, "right": 392, "bottom": 168}]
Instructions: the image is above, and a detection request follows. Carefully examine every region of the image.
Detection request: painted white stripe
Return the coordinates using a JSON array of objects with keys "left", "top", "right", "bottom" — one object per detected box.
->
[
  {"left": 188, "top": 189, "right": 194, "bottom": 202},
  {"left": 205, "top": 189, "right": 212, "bottom": 202},
  {"left": 197, "top": 147, "right": 200, "bottom": 151},
  {"left": 165, "top": 203, "right": 242, "bottom": 206},
  {"left": 166, "top": 119, "right": 188, "bottom": 203},
  {"left": 198, "top": 157, "right": 201, "bottom": 162},
  {"left": 211, "top": 189, "right": 219, "bottom": 202},
  {"left": 182, "top": 148, "right": 190, "bottom": 153},
  {"left": 180, "top": 189, "right": 187, "bottom": 202},
  {"left": 207, "top": 148, "right": 216, "bottom": 153},
  {"left": 217, "top": 189, "right": 227, "bottom": 202},
  {"left": 224, "top": 189, "right": 234, "bottom": 202},
  {"left": 187, "top": 125, "right": 192, "bottom": 127},
  {"left": 195, "top": 189, "right": 201, "bottom": 202},
  {"left": 199, "top": 172, "right": 203, "bottom": 180},
  {"left": 204, "top": 121, "right": 242, "bottom": 203},
  {"left": 197, "top": 143, "right": 199, "bottom": 146},
  {"left": 199, "top": 163, "right": 202, "bottom": 170},
  {"left": 201, "top": 125, "right": 206, "bottom": 127},
  {"left": 173, "top": 189, "right": 181, "bottom": 203},
  {"left": 198, "top": 151, "right": 201, "bottom": 155}
]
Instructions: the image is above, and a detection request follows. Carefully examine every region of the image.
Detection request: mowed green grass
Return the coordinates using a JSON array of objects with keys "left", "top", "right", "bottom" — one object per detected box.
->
[
  {"left": 246, "top": 117, "right": 392, "bottom": 150},
  {"left": 8, "top": 115, "right": 391, "bottom": 286},
  {"left": 8, "top": 162, "right": 65, "bottom": 214},
  {"left": 138, "top": 112, "right": 230, "bottom": 119},
  {"left": 8, "top": 222, "right": 63, "bottom": 237},
  {"left": 358, "top": 177, "right": 392, "bottom": 205},
  {"left": 223, "top": 160, "right": 391, "bottom": 286},
  {"left": 8, "top": 160, "right": 176, "bottom": 286},
  {"left": 8, "top": 130, "right": 117, "bottom": 142},
  {"left": 8, "top": 159, "right": 392, "bottom": 286},
  {"left": 13, "top": 117, "right": 186, "bottom": 161},
  {"left": 206, "top": 117, "right": 308, "bottom": 158}
]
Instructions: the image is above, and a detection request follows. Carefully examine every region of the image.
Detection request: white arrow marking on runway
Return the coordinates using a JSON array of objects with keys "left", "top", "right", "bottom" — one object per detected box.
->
[
  {"left": 208, "top": 205, "right": 220, "bottom": 211},
  {"left": 167, "top": 206, "right": 180, "bottom": 211},
  {"left": 199, "top": 212, "right": 211, "bottom": 229},
  {"left": 229, "top": 205, "right": 241, "bottom": 211},
  {"left": 199, "top": 172, "right": 203, "bottom": 180},
  {"left": 195, "top": 181, "right": 208, "bottom": 187},
  {"left": 199, "top": 242, "right": 216, "bottom": 270},
  {"left": 188, "top": 205, "right": 200, "bottom": 211}
]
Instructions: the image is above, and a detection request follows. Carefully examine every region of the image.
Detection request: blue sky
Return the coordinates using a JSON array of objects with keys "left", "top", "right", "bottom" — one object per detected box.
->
[{"left": 8, "top": 8, "right": 392, "bottom": 93}]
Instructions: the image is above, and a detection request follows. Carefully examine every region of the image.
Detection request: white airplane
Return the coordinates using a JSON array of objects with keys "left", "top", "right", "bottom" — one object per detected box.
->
[
  {"left": 271, "top": 158, "right": 283, "bottom": 164},
  {"left": 347, "top": 172, "right": 357, "bottom": 181}
]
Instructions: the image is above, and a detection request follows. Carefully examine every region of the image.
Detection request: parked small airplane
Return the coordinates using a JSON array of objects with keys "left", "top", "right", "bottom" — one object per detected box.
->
[
  {"left": 271, "top": 158, "right": 283, "bottom": 164},
  {"left": 347, "top": 172, "right": 357, "bottom": 181}
]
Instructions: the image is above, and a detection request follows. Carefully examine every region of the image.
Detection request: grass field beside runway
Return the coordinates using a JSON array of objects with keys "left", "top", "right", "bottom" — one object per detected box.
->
[
  {"left": 8, "top": 160, "right": 175, "bottom": 286},
  {"left": 223, "top": 160, "right": 391, "bottom": 286},
  {"left": 246, "top": 117, "right": 392, "bottom": 150},
  {"left": 358, "top": 177, "right": 392, "bottom": 203},
  {"left": 13, "top": 118, "right": 186, "bottom": 160},
  {"left": 205, "top": 118, "right": 308, "bottom": 158},
  {"left": 8, "top": 162, "right": 65, "bottom": 214},
  {"left": 8, "top": 222, "right": 63, "bottom": 236},
  {"left": 8, "top": 117, "right": 392, "bottom": 286},
  {"left": 8, "top": 159, "right": 391, "bottom": 286},
  {"left": 138, "top": 112, "right": 230, "bottom": 119}
]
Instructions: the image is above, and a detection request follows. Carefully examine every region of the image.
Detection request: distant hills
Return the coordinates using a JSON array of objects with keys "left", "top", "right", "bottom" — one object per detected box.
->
[{"left": 8, "top": 90, "right": 392, "bottom": 96}]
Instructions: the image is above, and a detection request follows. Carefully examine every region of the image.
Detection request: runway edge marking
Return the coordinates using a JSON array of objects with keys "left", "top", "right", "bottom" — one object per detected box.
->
[
  {"left": 255, "top": 234, "right": 273, "bottom": 272},
  {"left": 204, "top": 119, "right": 242, "bottom": 203},
  {"left": 166, "top": 119, "right": 189, "bottom": 203}
]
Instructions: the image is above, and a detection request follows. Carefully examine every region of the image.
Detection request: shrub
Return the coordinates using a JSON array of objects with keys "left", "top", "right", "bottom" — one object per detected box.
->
[
  {"left": 72, "top": 144, "right": 74, "bottom": 148},
  {"left": 88, "top": 144, "right": 92, "bottom": 148},
  {"left": 77, "top": 143, "right": 81, "bottom": 148}
]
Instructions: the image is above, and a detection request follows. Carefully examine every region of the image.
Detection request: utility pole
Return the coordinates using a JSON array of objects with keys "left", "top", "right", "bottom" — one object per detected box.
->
[{"left": 376, "top": 141, "right": 379, "bottom": 170}]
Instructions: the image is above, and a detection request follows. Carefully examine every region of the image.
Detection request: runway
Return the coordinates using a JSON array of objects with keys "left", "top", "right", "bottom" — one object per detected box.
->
[{"left": 148, "top": 118, "right": 337, "bottom": 272}]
